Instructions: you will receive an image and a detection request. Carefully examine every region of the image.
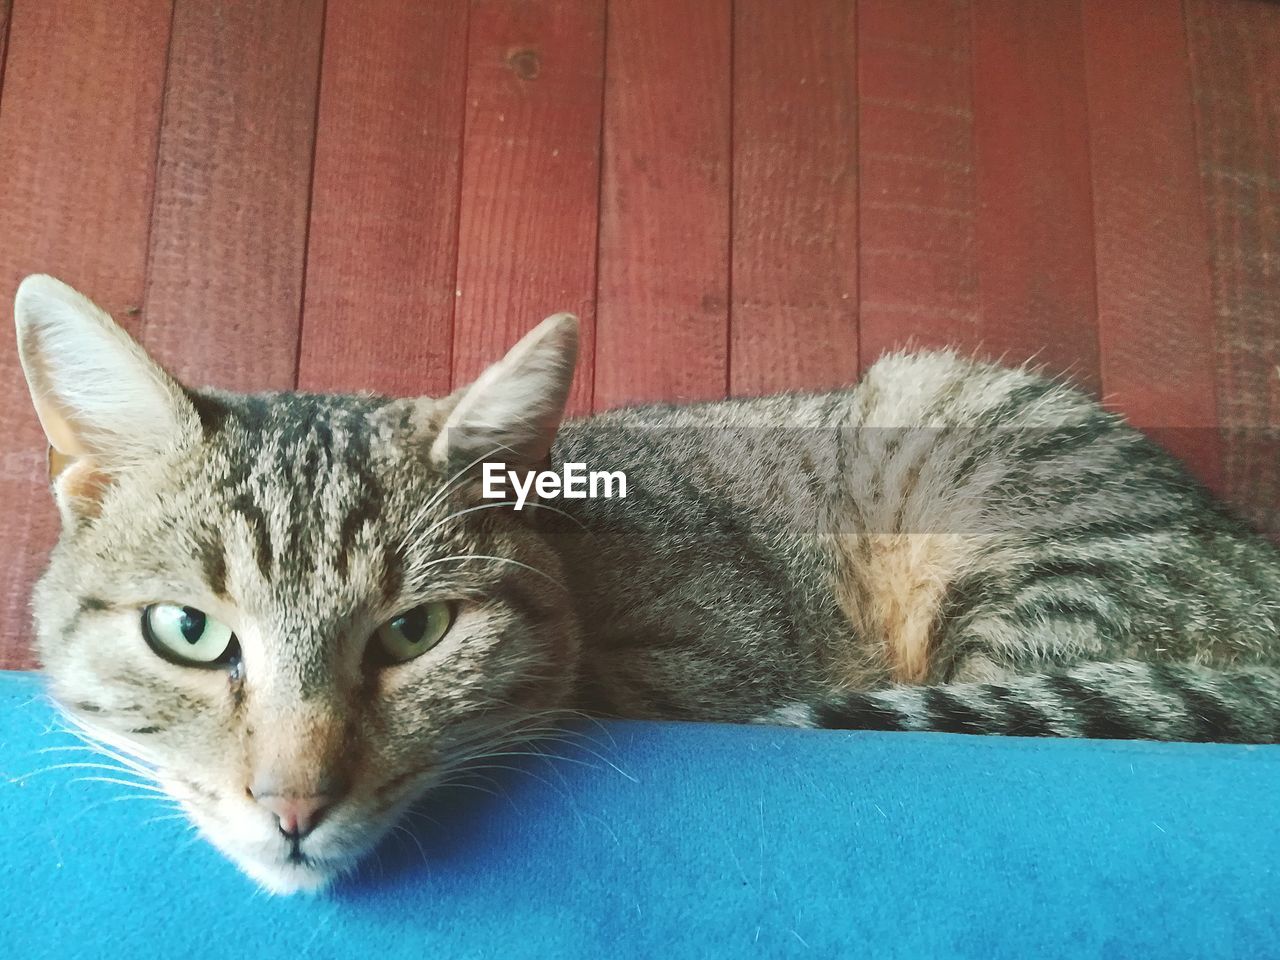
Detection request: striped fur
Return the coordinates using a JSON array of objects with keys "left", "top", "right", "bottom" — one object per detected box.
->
[
  {"left": 14, "top": 275, "right": 1280, "bottom": 894},
  {"left": 769, "top": 661, "right": 1280, "bottom": 743}
]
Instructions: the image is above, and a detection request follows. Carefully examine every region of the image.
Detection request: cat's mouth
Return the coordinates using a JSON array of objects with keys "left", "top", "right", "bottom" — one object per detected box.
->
[
  {"left": 229, "top": 829, "right": 362, "bottom": 894},
  {"left": 170, "top": 760, "right": 442, "bottom": 894},
  {"left": 180, "top": 796, "right": 371, "bottom": 895},
  {"left": 284, "top": 837, "right": 309, "bottom": 866}
]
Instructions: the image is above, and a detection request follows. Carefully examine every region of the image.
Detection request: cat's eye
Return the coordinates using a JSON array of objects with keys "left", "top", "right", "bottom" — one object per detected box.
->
[
  {"left": 141, "top": 604, "right": 239, "bottom": 667},
  {"left": 373, "top": 602, "right": 455, "bottom": 665}
]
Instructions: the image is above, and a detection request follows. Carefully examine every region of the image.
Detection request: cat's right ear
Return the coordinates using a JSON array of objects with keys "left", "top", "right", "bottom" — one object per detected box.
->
[
  {"left": 427, "top": 312, "right": 579, "bottom": 472},
  {"left": 14, "top": 275, "right": 198, "bottom": 516}
]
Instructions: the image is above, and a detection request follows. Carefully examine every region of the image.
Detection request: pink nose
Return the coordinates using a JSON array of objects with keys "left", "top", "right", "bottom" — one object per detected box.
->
[{"left": 251, "top": 792, "right": 333, "bottom": 839}]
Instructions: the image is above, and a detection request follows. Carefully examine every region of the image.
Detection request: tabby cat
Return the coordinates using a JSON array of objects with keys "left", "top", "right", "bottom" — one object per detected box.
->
[{"left": 14, "top": 275, "right": 1280, "bottom": 894}]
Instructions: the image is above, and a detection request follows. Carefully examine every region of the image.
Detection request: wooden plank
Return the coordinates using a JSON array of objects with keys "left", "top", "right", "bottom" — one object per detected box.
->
[
  {"left": 452, "top": 0, "right": 606, "bottom": 415},
  {"left": 0, "top": 0, "right": 11, "bottom": 98},
  {"left": 141, "top": 0, "right": 325, "bottom": 392},
  {"left": 731, "top": 0, "right": 858, "bottom": 395},
  {"left": 857, "top": 0, "right": 978, "bottom": 367},
  {"left": 1186, "top": 0, "right": 1280, "bottom": 540},
  {"left": 0, "top": 1, "right": 173, "bottom": 669},
  {"left": 297, "top": 0, "right": 468, "bottom": 397},
  {"left": 1082, "top": 0, "right": 1221, "bottom": 492},
  {"left": 971, "top": 0, "right": 1100, "bottom": 392},
  {"left": 594, "top": 0, "right": 732, "bottom": 409}
]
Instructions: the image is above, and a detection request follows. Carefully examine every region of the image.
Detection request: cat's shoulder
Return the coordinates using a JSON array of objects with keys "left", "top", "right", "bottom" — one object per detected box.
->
[
  {"left": 856, "top": 347, "right": 1103, "bottom": 427},
  {"left": 565, "top": 348, "right": 1101, "bottom": 433}
]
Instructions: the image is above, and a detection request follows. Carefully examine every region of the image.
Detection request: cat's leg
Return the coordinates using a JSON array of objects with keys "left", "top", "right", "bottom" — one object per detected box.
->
[
  {"left": 930, "top": 536, "right": 1280, "bottom": 681},
  {"left": 933, "top": 586, "right": 1125, "bottom": 683},
  {"left": 824, "top": 532, "right": 1124, "bottom": 685},
  {"left": 827, "top": 531, "right": 989, "bottom": 687}
]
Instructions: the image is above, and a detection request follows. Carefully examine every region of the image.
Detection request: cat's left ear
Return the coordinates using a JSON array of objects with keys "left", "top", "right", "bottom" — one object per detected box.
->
[
  {"left": 14, "top": 275, "right": 199, "bottom": 513},
  {"left": 429, "top": 312, "right": 579, "bottom": 470}
]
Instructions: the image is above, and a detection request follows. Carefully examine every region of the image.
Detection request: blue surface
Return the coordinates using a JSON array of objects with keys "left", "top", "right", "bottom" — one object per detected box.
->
[{"left": 1, "top": 669, "right": 1277, "bottom": 959}]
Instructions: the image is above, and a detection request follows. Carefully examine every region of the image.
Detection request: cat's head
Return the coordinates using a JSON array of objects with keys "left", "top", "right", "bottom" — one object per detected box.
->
[{"left": 14, "top": 275, "right": 582, "bottom": 893}]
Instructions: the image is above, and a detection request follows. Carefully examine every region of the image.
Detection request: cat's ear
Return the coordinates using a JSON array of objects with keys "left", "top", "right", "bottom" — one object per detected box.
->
[
  {"left": 429, "top": 312, "right": 578, "bottom": 470},
  {"left": 14, "top": 275, "right": 198, "bottom": 512}
]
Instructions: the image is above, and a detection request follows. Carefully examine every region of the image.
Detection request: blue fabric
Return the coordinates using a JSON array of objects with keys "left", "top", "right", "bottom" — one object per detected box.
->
[{"left": 1, "top": 670, "right": 1276, "bottom": 959}]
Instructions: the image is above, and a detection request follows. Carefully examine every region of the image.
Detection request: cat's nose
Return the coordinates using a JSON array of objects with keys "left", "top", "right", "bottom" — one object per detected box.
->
[{"left": 250, "top": 790, "right": 333, "bottom": 839}]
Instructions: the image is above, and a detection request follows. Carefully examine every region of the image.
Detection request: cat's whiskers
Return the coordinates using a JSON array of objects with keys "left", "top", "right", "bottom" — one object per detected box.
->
[
  {"left": 468, "top": 694, "right": 621, "bottom": 747},
  {"left": 28, "top": 718, "right": 192, "bottom": 831},
  {"left": 434, "top": 757, "right": 574, "bottom": 807},
  {"left": 11, "top": 759, "right": 168, "bottom": 798},
  {"left": 81, "top": 791, "right": 182, "bottom": 814},
  {"left": 142, "top": 812, "right": 193, "bottom": 827},
  {"left": 449, "top": 698, "right": 631, "bottom": 779},
  {"left": 444, "top": 746, "right": 604, "bottom": 772},
  {"left": 97, "top": 792, "right": 180, "bottom": 805},
  {"left": 521, "top": 733, "right": 639, "bottom": 783},
  {"left": 397, "top": 808, "right": 454, "bottom": 851},
  {"left": 56, "top": 735, "right": 166, "bottom": 785},
  {"left": 37, "top": 721, "right": 192, "bottom": 817},
  {"left": 436, "top": 720, "right": 583, "bottom": 773},
  {"left": 442, "top": 707, "right": 567, "bottom": 743},
  {"left": 410, "top": 497, "right": 593, "bottom": 548},
  {"left": 399, "top": 443, "right": 518, "bottom": 547},
  {"left": 434, "top": 775, "right": 502, "bottom": 800},
  {"left": 440, "top": 701, "right": 597, "bottom": 747},
  {"left": 390, "top": 823, "right": 431, "bottom": 872},
  {"left": 35, "top": 743, "right": 123, "bottom": 756},
  {"left": 419, "top": 703, "right": 639, "bottom": 830},
  {"left": 33, "top": 745, "right": 164, "bottom": 782},
  {"left": 52, "top": 711, "right": 162, "bottom": 775},
  {"left": 67, "top": 793, "right": 185, "bottom": 830},
  {"left": 409, "top": 553, "right": 569, "bottom": 593},
  {"left": 435, "top": 721, "right": 568, "bottom": 769},
  {"left": 73, "top": 775, "right": 170, "bottom": 794}
]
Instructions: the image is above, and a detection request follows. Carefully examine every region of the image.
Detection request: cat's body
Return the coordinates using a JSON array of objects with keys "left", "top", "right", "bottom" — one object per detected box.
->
[
  {"left": 551, "top": 353, "right": 1280, "bottom": 733},
  {"left": 13, "top": 276, "right": 1280, "bottom": 894}
]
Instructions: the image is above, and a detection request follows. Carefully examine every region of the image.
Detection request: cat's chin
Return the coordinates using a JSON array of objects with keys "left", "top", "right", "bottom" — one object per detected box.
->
[
  {"left": 236, "top": 853, "right": 346, "bottom": 896},
  {"left": 191, "top": 810, "right": 365, "bottom": 896}
]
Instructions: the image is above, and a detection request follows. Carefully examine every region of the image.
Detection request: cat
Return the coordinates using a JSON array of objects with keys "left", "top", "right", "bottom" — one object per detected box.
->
[{"left": 13, "top": 274, "right": 1280, "bottom": 894}]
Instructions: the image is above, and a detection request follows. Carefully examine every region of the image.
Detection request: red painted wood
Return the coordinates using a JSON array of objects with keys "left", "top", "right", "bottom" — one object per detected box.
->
[
  {"left": 451, "top": 0, "right": 606, "bottom": 416},
  {"left": 141, "top": 0, "right": 325, "bottom": 392},
  {"left": 971, "top": 0, "right": 1101, "bottom": 392},
  {"left": 1186, "top": 0, "right": 1280, "bottom": 539},
  {"left": 0, "top": 1, "right": 172, "bottom": 670},
  {"left": 298, "top": 0, "right": 468, "bottom": 398},
  {"left": 857, "top": 0, "right": 978, "bottom": 367},
  {"left": 2, "top": 0, "right": 1279, "bottom": 674},
  {"left": 1082, "top": 0, "right": 1221, "bottom": 492},
  {"left": 0, "top": 0, "right": 12, "bottom": 97},
  {"left": 731, "top": 0, "right": 858, "bottom": 395},
  {"left": 594, "top": 0, "right": 732, "bottom": 409}
]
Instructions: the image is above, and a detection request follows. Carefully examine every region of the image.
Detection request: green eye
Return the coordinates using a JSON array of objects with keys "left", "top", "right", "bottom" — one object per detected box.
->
[
  {"left": 142, "top": 604, "right": 238, "bottom": 667},
  {"left": 374, "top": 602, "right": 454, "bottom": 664}
]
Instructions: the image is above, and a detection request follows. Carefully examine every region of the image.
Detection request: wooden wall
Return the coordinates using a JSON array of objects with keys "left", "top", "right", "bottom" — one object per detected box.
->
[{"left": 0, "top": 0, "right": 1276, "bottom": 668}]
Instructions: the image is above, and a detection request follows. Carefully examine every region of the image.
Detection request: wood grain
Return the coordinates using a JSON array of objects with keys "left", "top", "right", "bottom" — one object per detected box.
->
[
  {"left": 1186, "top": 0, "right": 1280, "bottom": 539},
  {"left": 731, "top": 0, "right": 858, "bottom": 395},
  {"left": 857, "top": 0, "right": 978, "bottom": 367},
  {"left": 594, "top": 0, "right": 732, "bottom": 409},
  {"left": 972, "top": 0, "right": 1101, "bottom": 391},
  {"left": 141, "top": 0, "right": 325, "bottom": 392},
  {"left": 0, "top": 0, "right": 1278, "bottom": 674},
  {"left": 298, "top": 0, "right": 469, "bottom": 397},
  {"left": 451, "top": 0, "right": 606, "bottom": 415},
  {"left": 0, "top": 0, "right": 12, "bottom": 98},
  {"left": 1083, "top": 0, "right": 1221, "bottom": 491},
  {"left": 0, "top": 0, "right": 173, "bottom": 669}
]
